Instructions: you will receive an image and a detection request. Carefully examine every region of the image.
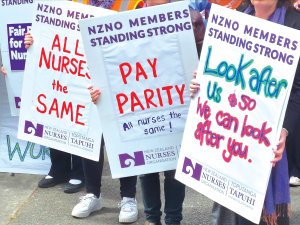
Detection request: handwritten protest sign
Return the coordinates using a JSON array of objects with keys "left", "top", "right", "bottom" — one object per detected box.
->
[
  {"left": 0, "top": 75, "right": 50, "bottom": 175},
  {"left": 0, "top": 1, "right": 34, "bottom": 116},
  {"left": 18, "top": 1, "right": 115, "bottom": 161},
  {"left": 79, "top": 1, "right": 198, "bottom": 178},
  {"left": 175, "top": 4, "right": 300, "bottom": 223}
]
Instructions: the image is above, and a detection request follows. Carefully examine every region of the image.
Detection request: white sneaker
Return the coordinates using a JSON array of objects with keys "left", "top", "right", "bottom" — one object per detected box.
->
[
  {"left": 118, "top": 197, "right": 138, "bottom": 223},
  {"left": 72, "top": 193, "right": 102, "bottom": 218},
  {"left": 289, "top": 176, "right": 300, "bottom": 186}
]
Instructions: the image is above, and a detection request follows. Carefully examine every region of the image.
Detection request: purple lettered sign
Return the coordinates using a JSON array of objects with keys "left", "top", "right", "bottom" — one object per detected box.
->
[
  {"left": 119, "top": 151, "right": 145, "bottom": 168},
  {"left": 182, "top": 157, "right": 202, "bottom": 181},
  {"left": 7, "top": 23, "right": 31, "bottom": 71}
]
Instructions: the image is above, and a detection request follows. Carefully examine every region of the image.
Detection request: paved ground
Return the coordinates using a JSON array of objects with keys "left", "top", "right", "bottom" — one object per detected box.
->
[{"left": 1, "top": 165, "right": 300, "bottom": 225}]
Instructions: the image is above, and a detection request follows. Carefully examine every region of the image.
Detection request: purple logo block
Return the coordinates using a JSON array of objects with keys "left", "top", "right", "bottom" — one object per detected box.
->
[
  {"left": 24, "top": 120, "right": 44, "bottom": 138},
  {"left": 182, "top": 157, "right": 202, "bottom": 181},
  {"left": 7, "top": 23, "right": 31, "bottom": 71},
  {"left": 14, "top": 97, "right": 21, "bottom": 109},
  {"left": 119, "top": 151, "right": 145, "bottom": 168}
]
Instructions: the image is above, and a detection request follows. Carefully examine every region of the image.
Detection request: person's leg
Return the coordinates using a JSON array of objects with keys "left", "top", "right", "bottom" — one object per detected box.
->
[
  {"left": 120, "top": 176, "right": 137, "bottom": 198},
  {"left": 287, "top": 126, "right": 300, "bottom": 186},
  {"left": 164, "top": 170, "right": 185, "bottom": 225},
  {"left": 38, "top": 149, "right": 70, "bottom": 188},
  {"left": 83, "top": 139, "right": 104, "bottom": 198},
  {"left": 140, "top": 173, "right": 162, "bottom": 224},
  {"left": 48, "top": 149, "right": 71, "bottom": 179},
  {"left": 70, "top": 154, "right": 84, "bottom": 181},
  {"left": 237, "top": 214, "right": 256, "bottom": 225},
  {"left": 72, "top": 137, "right": 104, "bottom": 218},
  {"left": 286, "top": 134, "right": 295, "bottom": 177},
  {"left": 64, "top": 154, "right": 85, "bottom": 193},
  {"left": 119, "top": 176, "right": 138, "bottom": 223},
  {"left": 284, "top": 98, "right": 300, "bottom": 185},
  {"left": 211, "top": 202, "right": 238, "bottom": 225}
]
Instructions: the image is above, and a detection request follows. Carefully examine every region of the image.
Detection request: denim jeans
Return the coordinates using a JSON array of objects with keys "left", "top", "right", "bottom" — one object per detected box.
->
[{"left": 140, "top": 170, "right": 185, "bottom": 225}]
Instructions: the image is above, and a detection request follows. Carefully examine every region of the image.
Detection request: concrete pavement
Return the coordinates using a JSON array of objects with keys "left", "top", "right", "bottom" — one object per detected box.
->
[{"left": 1, "top": 165, "right": 300, "bottom": 225}]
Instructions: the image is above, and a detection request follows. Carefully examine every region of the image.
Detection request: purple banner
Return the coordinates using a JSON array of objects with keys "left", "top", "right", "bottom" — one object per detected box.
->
[{"left": 7, "top": 23, "right": 31, "bottom": 71}]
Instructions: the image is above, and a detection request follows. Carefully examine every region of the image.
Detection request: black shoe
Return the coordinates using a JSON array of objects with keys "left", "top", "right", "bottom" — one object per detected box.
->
[
  {"left": 38, "top": 176, "right": 66, "bottom": 188},
  {"left": 64, "top": 181, "right": 84, "bottom": 194}
]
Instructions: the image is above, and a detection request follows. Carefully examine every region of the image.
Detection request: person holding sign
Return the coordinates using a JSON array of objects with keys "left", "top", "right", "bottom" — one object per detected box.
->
[
  {"left": 24, "top": 1, "right": 139, "bottom": 223},
  {"left": 237, "top": 0, "right": 300, "bottom": 224},
  {"left": 24, "top": 36, "right": 138, "bottom": 223},
  {"left": 190, "top": 0, "right": 300, "bottom": 225}
]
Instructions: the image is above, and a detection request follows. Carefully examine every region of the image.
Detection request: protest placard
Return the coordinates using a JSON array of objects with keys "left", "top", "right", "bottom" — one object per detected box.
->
[
  {"left": 0, "top": 74, "right": 50, "bottom": 175},
  {"left": 175, "top": 4, "right": 300, "bottom": 223},
  {"left": 79, "top": 1, "right": 199, "bottom": 178},
  {"left": 0, "top": 0, "right": 34, "bottom": 116},
  {"left": 18, "top": 1, "right": 115, "bottom": 161}
]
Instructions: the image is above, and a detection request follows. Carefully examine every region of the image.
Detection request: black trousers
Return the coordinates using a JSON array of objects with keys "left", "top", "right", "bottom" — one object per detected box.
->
[
  {"left": 284, "top": 91, "right": 300, "bottom": 178},
  {"left": 287, "top": 126, "right": 300, "bottom": 178},
  {"left": 82, "top": 136, "right": 137, "bottom": 198},
  {"left": 48, "top": 149, "right": 84, "bottom": 181}
]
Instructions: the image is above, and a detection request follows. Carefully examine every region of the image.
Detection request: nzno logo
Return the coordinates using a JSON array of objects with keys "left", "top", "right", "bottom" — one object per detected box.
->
[
  {"left": 182, "top": 157, "right": 202, "bottom": 181},
  {"left": 24, "top": 120, "right": 44, "bottom": 138},
  {"left": 119, "top": 151, "right": 145, "bottom": 168}
]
